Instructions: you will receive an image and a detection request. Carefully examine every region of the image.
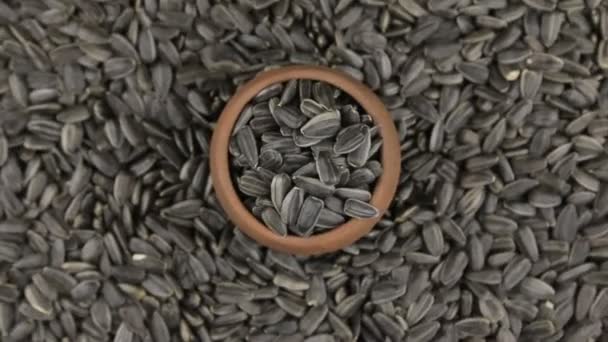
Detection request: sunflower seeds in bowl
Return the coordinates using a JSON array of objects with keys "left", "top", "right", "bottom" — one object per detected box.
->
[{"left": 230, "top": 80, "right": 382, "bottom": 236}]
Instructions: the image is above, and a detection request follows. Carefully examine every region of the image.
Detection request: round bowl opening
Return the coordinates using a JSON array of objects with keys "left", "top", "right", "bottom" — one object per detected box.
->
[{"left": 210, "top": 65, "right": 401, "bottom": 255}]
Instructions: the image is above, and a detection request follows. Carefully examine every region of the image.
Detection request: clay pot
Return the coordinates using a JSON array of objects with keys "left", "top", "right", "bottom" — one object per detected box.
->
[{"left": 210, "top": 65, "right": 401, "bottom": 255}]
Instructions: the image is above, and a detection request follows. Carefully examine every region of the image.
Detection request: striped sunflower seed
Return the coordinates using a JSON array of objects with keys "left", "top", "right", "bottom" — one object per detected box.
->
[
  {"left": 280, "top": 187, "right": 304, "bottom": 227},
  {"left": 299, "top": 110, "right": 342, "bottom": 139},
  {"left": 262, "top": 207, "right": 287, "bottom": 236},
  {"left": 343, "top": 199, "right": 379, "bottom": 219},
  {"left": 294, "top": 196, "right": 324, "bottom": 236}
]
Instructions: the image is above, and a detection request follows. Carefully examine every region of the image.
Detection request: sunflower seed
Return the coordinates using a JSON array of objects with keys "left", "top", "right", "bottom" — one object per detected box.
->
[
  {"left": 293, "top": 176, "right": 335, "bottom": 198},
  {"left": 299, "top": 99, "right": 326, "bottom": 118},
  {"left": 503, "top": 257, "right": 532, "bottom": 290},
  {"left": 262, "top": 207, "right": 287, "bottom": 236},
  {"left": 520, "top": 69, "right": 543, "bottom": 99},
  {"left": 316, "top": 208, "right": 346, "bottom": 229},
  {"left": 300, "top": 110, "right": 342, "bottom": 139},
  {"left": 71, "top": 280, "right": 100, "bottom": 301},
  {"left": 407, "top": 291, "right": 434, "bottom": 325},
  {"left": 235, "top": 126, "right": 258, "bottom": 168},
  {"left": 343, "top": 199, "right": 379, "bottom": 219},
  {"left": 275, "top": 106, "right": 307, "bottom": 129},
  {"left": 422, "top": 222, "right": 444, "bottom": 256},
  {"left": 455, "top": 317, "right": 491, "bottom": 337},
  {"left": 456, "top": 62, "right": 489, "bottom": 84},
  {"left": 274, "top": 272, "right": 309, "bottom": 291},
  {"left": 239, "top": 173, "right": 270, "bottom": 197},
  {"left": 519, "top": 277, "right": 555, "bottom": 299},
  {"left": 335, "top": 293, "right": 365, "bottom": 318},
  {"left": 334, "top": 125, "right": 368, "bottom": 154},
  {"left": 91, "top": 300, "right": 112, "bottom": 332},
  {"left": 299, "top": 304, "right": 328, "bottom": 336},
  {"left": 315, "top": 152, "right": 340, "bottom": 186},
  {"left": 270, "top": 173, "right": 291, "bottom": 212},
  {"left": 294, "top": 196, "right": 324, "bottom": 236},
  {"left": 281, "top": 187, "right": 304, "bottom": 227},
  {"left": 406, "top": 321, "right": 440, "bottom": 342},
  {"left": 104, "top": 57, "right": 136, "bottom": 79},
  {"left": 479, "top": 294, "right": 507, "bottom": 322}
]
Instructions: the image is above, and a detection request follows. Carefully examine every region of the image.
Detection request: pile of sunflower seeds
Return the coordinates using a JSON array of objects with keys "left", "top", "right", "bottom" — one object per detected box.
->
[
  {"left": 231, "top": 79, "right": 382, "bottom": 236},
  {"left": 1, "top": 0, "right": 608, "bottom": 341}
]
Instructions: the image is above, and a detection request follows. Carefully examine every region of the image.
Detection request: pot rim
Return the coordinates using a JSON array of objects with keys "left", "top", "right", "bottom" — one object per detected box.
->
[{"left": 210, "top": 65, "right": 401, "bottom": 255}]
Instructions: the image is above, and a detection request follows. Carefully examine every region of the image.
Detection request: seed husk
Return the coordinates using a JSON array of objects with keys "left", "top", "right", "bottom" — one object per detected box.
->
[
  {"left": 315, "top": 152, "right": 340, "bottom": 186},
  {"left": 235, "top": 126, "right": 258, "bottom": 168},
  {"left": 300, "top": 111, "right": 342, "bottom": 139},
  {"left": 343, "top": 199, "right": 379, "bottom": 219},
  {"left": 262, "top": 207, "right": 287, "bottom": 236},
  {"left": 333, "top": 124, "right": 368, "bottom": 155},
  {"left": 271, "top": 173, "right": 292, "bottom": 212},
  {"left": 316, "top": 208, "right": 346, "bottom": 229},
  {"left": 294, "top": 196, "right": 324, "bottom": 236},
  {"left": 281, "top": 187, "right": 304, "bottom": 227},
  {"left": 293, "top": 176, "right": 335, "bottom": 198}
]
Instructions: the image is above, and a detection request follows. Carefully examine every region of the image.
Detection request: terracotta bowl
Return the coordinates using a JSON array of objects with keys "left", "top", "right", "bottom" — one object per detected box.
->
[{"left": 210, "top": 65, "right": 401, "bottom": 255}]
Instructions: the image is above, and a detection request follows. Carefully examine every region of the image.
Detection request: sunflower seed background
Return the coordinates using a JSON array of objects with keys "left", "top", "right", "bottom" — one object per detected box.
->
[{"left": 1, "top": 0, "right": 608, "bottom": 341}]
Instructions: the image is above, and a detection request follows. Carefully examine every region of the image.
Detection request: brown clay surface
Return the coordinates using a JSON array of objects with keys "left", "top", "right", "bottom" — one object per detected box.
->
[{"left": 210, "top": 65, "right": 401, "bottom": 255}]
